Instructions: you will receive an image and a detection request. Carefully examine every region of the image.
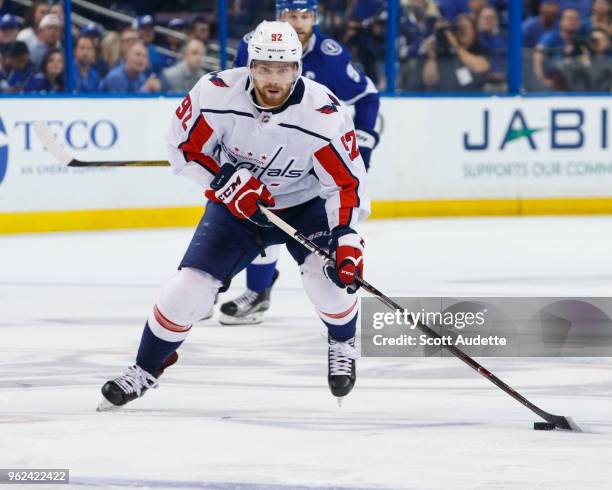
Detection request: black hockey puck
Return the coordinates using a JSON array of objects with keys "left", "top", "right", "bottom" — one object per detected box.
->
[{"left": 534, "top": 422, "right": 556, "bottom": 430}]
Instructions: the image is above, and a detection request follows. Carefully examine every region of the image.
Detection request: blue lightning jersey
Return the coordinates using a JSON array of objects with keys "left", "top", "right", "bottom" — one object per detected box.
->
[{"left": 234, "top": 31, "right": 380, "bottom": 167}]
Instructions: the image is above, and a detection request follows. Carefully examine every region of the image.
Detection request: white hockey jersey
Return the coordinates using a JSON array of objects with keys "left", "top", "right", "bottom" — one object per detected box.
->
[{"left": 166, "top": 67, "right": 370, "bottom": 230}]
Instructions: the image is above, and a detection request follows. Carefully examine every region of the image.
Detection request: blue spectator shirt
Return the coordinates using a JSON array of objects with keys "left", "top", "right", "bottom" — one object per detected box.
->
[
  {"left": 398, "top": 12, "right": 436, "bottom": 59},
  {"left": 479, "top": 31, "right": 505, "bottom": 54},
  {"left": 24, "top": 73, "right": 61, "bottom": 93},
  {"left": 479, "top": 31, "right": 506, "bottom": 73},
  {"left": 148, "top": 44, "right": 175, "bottom": 74},
  {"left": 538, "top": 31, "right": 568, "bottom": 51},
  {"left": 522, "top": 16, "right": 559, "bottom": 48},
  {"left": 98, "top": 64, "right": 147, "bottom": 93},
  {"left": 351, "top": 0, "right": 382, "bottom": 21},
  {"left": 234, "top": 31, "right": 380, "bottom": 167},
  {"left": 0, "top": 62, "right": 37, "bottom": 92},
  {"left": 537, "top": 30, "right": 572, "bottom": 66},
  {"left": 71, "top": 64, "right": 101, "bottom": 93},
  {"left": 436, "top": 0, "right": 469, "bottom": 22}
]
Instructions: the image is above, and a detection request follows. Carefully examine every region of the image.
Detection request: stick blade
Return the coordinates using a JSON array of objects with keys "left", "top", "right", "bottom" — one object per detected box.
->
[
  {"left": 33, "top": 120, "right": 74, "bottom": 165},
  {"left": 554, "top": 416, "right": 582, "bottom": 432},
  {"left": 539, "top": 415, "right": 582, "bottom": 432}
]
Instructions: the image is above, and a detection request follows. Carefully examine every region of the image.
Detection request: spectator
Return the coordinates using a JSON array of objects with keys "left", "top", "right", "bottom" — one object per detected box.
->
[
  {"left": 0, "top": 41, "right": 36, "bottom": 93},
  {"left": 562, "top": 27, "right": 612, "bottom": 90},
  {"left": 99, "top": 40, "right": 163, "bottom": 93},
  {"left": 343, "top": 13, "right": 385, "bottom": 87},
  {"left": 421, "top": 14, "right": 491, "bottom": 91},
  {"left": 163, "top": 39, "right": 206, "bottom": 93},
  {"left": 478, "top": 5, "right": 506, "bottom": 85},
  {"left": 560, "top": 0, "right": 593, "bottom": 18},
  {"left": 436, "top": 0, "right": 469, "bottom": 22},
  {"left": 583, "top": 0, "right": 611, "bottom": 32},
  {"left": 133, "top": 14, "right": 173, "bottom": 73},
  {"left": 17, "top": 1, "right": 51, "bottom": 51},
  {"left": 467, "top": 0, "right": 488, "bottom": 21},
  {"left": 50, "top": 2, "right": 64, "bottom": 37},
  {"left": 351, "top": 0, "right": 383, "bottom": 21},
  {"left": 533, "top": 8, "right": 583, "bottom": 89},
  {"left": 227, "top": 0, "right": 258, "bottom": 37},
  {"left": 583, "top": 27, "right": 612, "bottom": 88},
  {"left": 166, "top": 18, "right": 187, "bottom": 53},
  {"left": 119, "top": 26, "right": 139, "bottom": 65},
  {"left": 72, "top": 36, "right": 100, "bottom": 93},
  {"left": 80, "top": 23, "right": 109, "bottom": 76},
  {"left": 29, "top": 13, "right": 62, "bottom": 68},
  {"left": 189, "top": 15, "right": 211, "bottom": 45},
  {"left": 101, "top": 31, "right": 121, "bottom": 69},
  {"left": 477, "top": 6, "right": 504, "bottom": 53},
  {"left": 398, "top": 0, "right": 438, "bottom": 59},
  {"left": 397, "top": 0, "right": 439, "bottom": 90},
  {"left": 318, "top": 2, "right": 350, "bottom": 39},
  {"left": 522, "top": 0, "right": 560, "bottom": 48},
  {"left": 25, "top": 47, "right": 64, "bottom": 92},
  {"left": 0, "top": 14, "right": 20, "bottom": 48}
]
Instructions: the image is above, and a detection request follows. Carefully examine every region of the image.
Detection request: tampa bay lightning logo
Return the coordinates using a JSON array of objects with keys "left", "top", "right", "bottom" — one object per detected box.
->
[
  {"left": 208, "top": 71, "right": 229, "bottom": 88},
  {"left": 0, "top": 116, "right": 8, "bottom": 186},
  {"left": 321, "top": 39, "right": 342, "bottom": 56}
]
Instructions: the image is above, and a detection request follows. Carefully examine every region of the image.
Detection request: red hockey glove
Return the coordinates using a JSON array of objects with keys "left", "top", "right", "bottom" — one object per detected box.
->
[
  {"left": 205, "top": 164, "right": 275, "bottom": 226},
  {"left": 324, "top": 226, "right": 364, "bottom": 294}
]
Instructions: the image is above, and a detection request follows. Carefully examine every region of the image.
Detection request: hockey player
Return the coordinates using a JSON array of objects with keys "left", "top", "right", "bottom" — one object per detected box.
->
[
  {"left": 98, "top": 20, "right": 369, "bottom": 410},
  {"left": 219, "top": 0, "right": 380, "bottom": 325}
]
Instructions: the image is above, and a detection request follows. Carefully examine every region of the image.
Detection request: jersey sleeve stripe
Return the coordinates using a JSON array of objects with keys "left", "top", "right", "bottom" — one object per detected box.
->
[
  {"left": 314, "top": 143, "right": 360, "bottom": 226},
  {"left": 178, "top": 115, "right": 220, "bottom": 175}
]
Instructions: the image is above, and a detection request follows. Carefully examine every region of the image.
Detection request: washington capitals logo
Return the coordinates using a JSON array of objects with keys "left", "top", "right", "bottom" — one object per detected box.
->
[
  {"left": 0, "top": 117, "right": 8, "bottom": 186},
  {"left": 316, "top": 93, "right": 340, "bottom": 114},
  {"left": 208, "top": 72, "right": 229, "bottom": 88}
]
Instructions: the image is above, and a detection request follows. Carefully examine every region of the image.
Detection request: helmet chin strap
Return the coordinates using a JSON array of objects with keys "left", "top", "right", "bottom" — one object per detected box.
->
[{"left": 248, "top": 62, "right": 303, "bottom": 111}]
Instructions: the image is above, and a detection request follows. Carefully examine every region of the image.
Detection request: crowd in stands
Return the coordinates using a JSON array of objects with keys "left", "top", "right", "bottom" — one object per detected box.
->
[
  {"left": 392, "top": 0, "right": 612, "bottom": 92},
  {"left": 0, "top": 1, "right": 209, "bottom": 94},
  {"left": 1, "top": 0, "right": 611, "bottom": 94}
]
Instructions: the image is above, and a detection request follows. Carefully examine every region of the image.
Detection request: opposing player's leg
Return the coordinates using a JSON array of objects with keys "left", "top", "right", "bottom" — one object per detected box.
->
[
  {"left": 219, "top": 244, "right": 282, "bottom": 325},
  {"left": 98, "top": 203, "right": 262, "bottom": 410}
]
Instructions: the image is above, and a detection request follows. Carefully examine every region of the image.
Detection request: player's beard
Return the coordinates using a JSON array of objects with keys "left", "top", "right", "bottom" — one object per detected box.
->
[{"left": 254, "top": 82, "right": 292, "bottom": 108}]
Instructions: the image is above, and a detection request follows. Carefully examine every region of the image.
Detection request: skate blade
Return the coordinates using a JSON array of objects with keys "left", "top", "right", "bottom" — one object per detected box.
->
[
  {"left": 219, "top": 312, "right": 264, "bottom": 326},
  {"left": 96, "top": 398, "right": 121, "bottom": 412}
]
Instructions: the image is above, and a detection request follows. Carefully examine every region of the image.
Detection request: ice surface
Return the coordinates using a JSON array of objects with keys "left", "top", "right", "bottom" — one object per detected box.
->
[{"left": 2, "top": 216, "right": 612, "bottom": 489}]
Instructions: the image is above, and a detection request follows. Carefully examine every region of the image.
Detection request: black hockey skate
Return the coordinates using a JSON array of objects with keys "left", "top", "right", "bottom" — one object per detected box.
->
[
  {"left": 328, "top": 336, "right": 359, "bottom": 404},
  {"left": 219, "top": 270, "right": 279, "bottom": 325},
  {"left": 97, "top": 351, "right": 178, "bottom": 411}
]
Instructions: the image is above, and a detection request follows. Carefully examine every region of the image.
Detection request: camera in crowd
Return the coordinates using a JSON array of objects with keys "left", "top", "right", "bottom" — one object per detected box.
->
[
  {"left": 569, "top": 34, "right": 594, "bottom": 56},
  {"left": 434, "top": 25, "right": 457, "bottom": 56}
]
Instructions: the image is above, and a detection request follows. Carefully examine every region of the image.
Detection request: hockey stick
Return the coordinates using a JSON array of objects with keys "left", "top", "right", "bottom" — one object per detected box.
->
[
  {"left": 33, "top": 121, "right": 169, "bottom": 167},
  {"left": 258, "top": 204, "right": 582, "bottom": 432}
]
